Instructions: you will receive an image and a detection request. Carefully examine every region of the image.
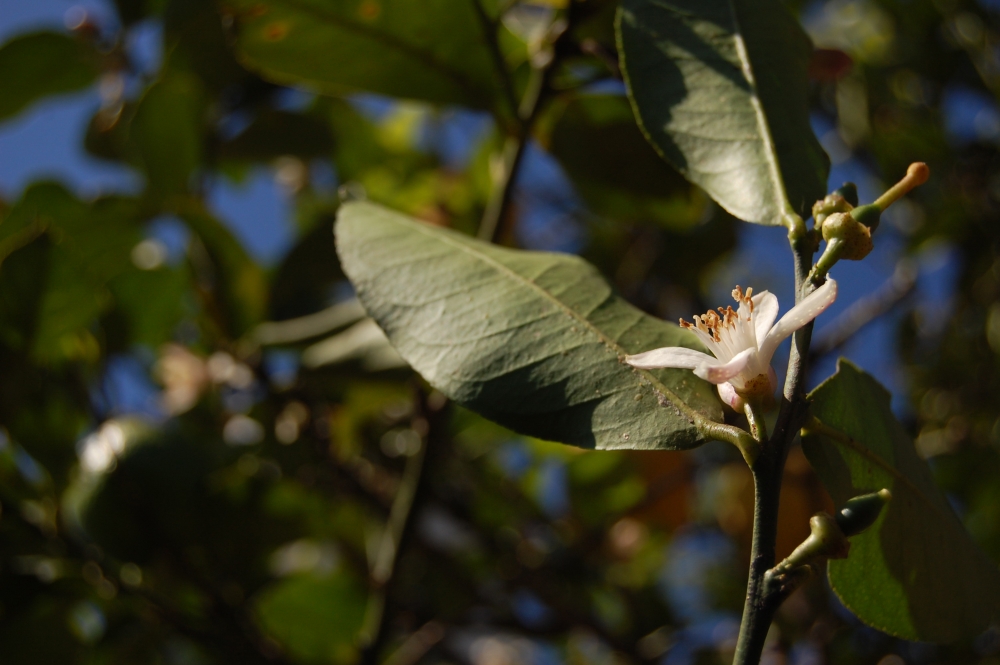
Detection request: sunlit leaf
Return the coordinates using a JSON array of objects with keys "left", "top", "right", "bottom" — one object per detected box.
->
[
  {"left": 336, "top": 201, "right": 723, "bottom": 451},
  {"left": 0, "top": 31, "right": 100, "bottom": 123},
  {"left": 802, "top": 360, "right": 1000, "bottom": 642},
  {"left": 616, "top": 0, "right": 829, "bottom": 224}
]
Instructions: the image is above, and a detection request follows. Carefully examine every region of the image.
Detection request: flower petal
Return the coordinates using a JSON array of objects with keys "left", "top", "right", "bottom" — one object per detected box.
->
[
  {"left": 693, "top": 347, "right": 755, "bottom": 384},
  {"left": 625, "top": 346, "right": 719, "bottom": 370},
  {"left": 758, "top": 278, "right": 838, "bottom": 364},
  {"left": 717, "top": 382, "right": 744, "bottom": 410},
  {"left": 751, "top": 291, "right": 779, "bottom": 341}
]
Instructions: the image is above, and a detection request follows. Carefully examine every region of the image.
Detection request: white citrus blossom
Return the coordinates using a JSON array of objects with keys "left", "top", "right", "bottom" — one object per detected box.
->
[{"left": 626, "top": 280, "right": 838, "bottom": 410}]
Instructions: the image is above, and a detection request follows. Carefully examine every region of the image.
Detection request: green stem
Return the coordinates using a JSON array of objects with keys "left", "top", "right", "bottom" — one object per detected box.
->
[
  {"left": 732, "top": 222, "right": 818, "bottom": 665},
  {"left": 477, "top": 134, "right": 529, "bottom": 242},
  {"left": 358, "top": 390, "right": 438, "bottom": 664},
  {"left": 733, "top": 451, "right": 784, "bottom": 665}
]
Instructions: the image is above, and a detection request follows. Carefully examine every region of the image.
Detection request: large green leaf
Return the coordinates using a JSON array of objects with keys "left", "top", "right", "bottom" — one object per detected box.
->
[
  {"left": 335, "top": 201, "right": 723, "bottom": 451},
  {"left": 802, "top": 360, "right": 1000, "bottom": 642},
  {"left": 616, "top": 0, "right": 829, "bottom": 225},
  {"left": 221, "top": 0, "right": 516, "bottom": 112},
  {"left": 0, "top": 32, "right": 100, "bottom": 122}
]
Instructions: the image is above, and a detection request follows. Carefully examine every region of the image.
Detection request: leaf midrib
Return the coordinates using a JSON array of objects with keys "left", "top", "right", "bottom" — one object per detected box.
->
[
  {"left": 726, "top": 0, "right": 793, "bottom": 220},
  {"left": 362, "top": 209, "right": 707, "bottom": 427}
]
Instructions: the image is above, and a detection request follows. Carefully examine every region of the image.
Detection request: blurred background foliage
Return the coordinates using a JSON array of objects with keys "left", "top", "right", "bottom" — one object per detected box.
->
[{"left": 1, "top": 0, "right": 1000, "bottom": 664}]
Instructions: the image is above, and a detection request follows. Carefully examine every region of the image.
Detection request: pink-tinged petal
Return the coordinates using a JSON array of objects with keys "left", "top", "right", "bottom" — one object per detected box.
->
[
  {"left": 717, "top": 382, "right": 744, "bottom": 410},
  {"left": 625, "top": 346, "right": 719, "bottom": 370},
  {"left": 758, "top": 279, "right": 838, "bottom": 365},
  {"left": 751, "top": 291, "right": 779, "bottom": 341},
  {"left": 693, "top": 347, "right": 755, "bottom": 384}
]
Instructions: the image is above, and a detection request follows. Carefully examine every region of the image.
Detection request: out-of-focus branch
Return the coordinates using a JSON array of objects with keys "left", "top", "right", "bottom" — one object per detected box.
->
[
  {"left": 358, "top": 387, "right": 446, "bottom": 665},
  {"left": 810, "top": 261, "right": 917, "bottom": 362},
  {"left": 252, "top": 299, "right": 366, "bottom": 346},
  {"left": 477, "top": 8, "right": 578, "bottom": 243},
  {"left": 470, "top": 0, "right": 519, "bottom": 122}
]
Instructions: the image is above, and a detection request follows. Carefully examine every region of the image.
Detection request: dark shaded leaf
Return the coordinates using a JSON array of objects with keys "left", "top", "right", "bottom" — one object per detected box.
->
[
  {"left": 336, "top": 201, "right": 722, "bottom": 451},
  {"left": 221, "top": 0, "right": 514, "bottom": 111},
  {"left": 0, "top": 32, "right": 100, "bottom": 122},
  {"left": 802, "top": 360, "right": 1000, "bottom": 642},
  {"left": 0, "top": 183, "right": 140, "bottom": 364},
  {"left": 542, "top": 93, "right": 707, "bottom": 229},
  {"left": 254, "top": 572, "right": 367, "bottom": 663},
  {"left": 616, "top": 0, "right": 829, "bottom": 224},
  {"left": 177, "top": 201, "right": 267, "bottom": 336},
  {"left": 220, "top": 109, "right": 334, "bottom": 163},
  {"left": 131, "top": 72, "right": 206, "bottom": 197}
]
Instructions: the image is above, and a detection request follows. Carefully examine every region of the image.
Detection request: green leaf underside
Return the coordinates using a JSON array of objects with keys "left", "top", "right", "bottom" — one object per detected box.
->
[
  {"left": 0, "top": 32, "right": 100, "bottom": 122},
  {"left": 335, "top": 201, "right": 723, "bottom": 451},
  {"left": 222, "top": 0, "right": 506, "bottom": 110},
  {"left": 616, "top": 0, "right": 829, "bottom": 224},
  {"left": 803, "top": 360, "right": 1000, "bottom": 642}
]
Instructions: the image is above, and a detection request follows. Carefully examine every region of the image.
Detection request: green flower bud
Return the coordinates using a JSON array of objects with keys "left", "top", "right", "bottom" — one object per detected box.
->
[
  {"left": 835, "top": 489, "right": 892, "bottom": 537},
  {"left": 821, "top": 212, "right": 873, "bottom": 261}
]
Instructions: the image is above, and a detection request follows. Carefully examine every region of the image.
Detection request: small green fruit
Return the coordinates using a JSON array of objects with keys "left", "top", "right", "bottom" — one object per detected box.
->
[
  {"left": 812, "top": 193, "right": 854, "bottom": 229},
  {"left": 821, "top": 212, "right": 873, "bottom": 261}
]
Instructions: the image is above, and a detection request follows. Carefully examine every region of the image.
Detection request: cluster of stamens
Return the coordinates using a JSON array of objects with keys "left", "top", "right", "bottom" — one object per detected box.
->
[{"left": 679, "top": 286, "right": 755, "bottom": 343}]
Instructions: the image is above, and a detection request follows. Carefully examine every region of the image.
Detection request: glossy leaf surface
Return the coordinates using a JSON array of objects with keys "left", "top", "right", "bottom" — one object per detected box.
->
[
  {"left": 803, "top": 360, "right": 1000, "bottom": 642},
  {"left": 616, "top": 0, "right": 829, "bottom": 224},
  {"left": 335, "top": 201, "right": 723, "bottom": 451}
]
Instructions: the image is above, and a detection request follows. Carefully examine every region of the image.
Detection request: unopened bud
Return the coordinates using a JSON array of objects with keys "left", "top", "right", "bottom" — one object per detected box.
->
[
  {"left": 835, "top": 489, "right": 892, "bottom": 537},
  {"left": 833, "top": 182, "right": 859, "bottom": 207},
  {"left": 812, "top": 192, "right": 853, "bottom": 230},
  {"left": 806, "top": 512, "right": 851, "bottom": 558},
  {"left": 821, "top": 212, "right": 873, "bottom": 261},
  {"left": 779, "top": 511, "right": 851, "bottom": 571}
]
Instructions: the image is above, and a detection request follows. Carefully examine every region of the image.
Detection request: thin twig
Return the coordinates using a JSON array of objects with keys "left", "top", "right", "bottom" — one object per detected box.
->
[
  {"left": 358, "top": 387, "right": 444, "bottom": 665},
  {"left": 469, "top": 0, "right": 520, "bottom": 122},
  {"left": 477, "top": 8, "right": 578, "bottom": 243}
]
